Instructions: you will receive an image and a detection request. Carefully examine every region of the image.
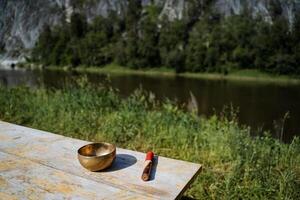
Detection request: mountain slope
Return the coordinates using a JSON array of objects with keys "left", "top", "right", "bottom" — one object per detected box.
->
[{"left": 0, "top": 0, "right": 299, "bottom": 64}]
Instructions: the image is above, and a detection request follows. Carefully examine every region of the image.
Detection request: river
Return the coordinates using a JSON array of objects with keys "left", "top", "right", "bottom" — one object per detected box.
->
[{"left": 1, "top": 68, "right": 299, "bottom": 142}]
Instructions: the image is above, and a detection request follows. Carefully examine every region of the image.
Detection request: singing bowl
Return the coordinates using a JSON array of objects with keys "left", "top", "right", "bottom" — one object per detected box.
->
[{"left": 78, "top": 142, "right": 116, "bottom": 171}]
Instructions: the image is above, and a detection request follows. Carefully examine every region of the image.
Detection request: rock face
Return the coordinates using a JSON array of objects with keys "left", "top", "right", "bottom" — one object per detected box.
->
[
  {"left": 0, "top": 0, "right": 299, "bottom": 64},
  {"left": 0, "top": 0, "right": 66, "bottom": 63},
  {"left": 160, "top": 0, "right": 300, "bottom": 22},
  {"left": 213, "top": 0, "right": 300, "bottom": 23}
]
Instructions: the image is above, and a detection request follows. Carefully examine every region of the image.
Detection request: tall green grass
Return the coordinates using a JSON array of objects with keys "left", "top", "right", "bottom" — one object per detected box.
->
[{"left": 0, "top": 82, "right": 299, "bottom": 199}]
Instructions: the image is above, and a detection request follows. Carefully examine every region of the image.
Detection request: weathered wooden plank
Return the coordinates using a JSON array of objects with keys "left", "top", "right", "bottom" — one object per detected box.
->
[
  {"left": 0, "top": 152, "right": 151, "bottom": 200},
  {"left": 0, "top": 121, "right": 202, "bottom": 199}
]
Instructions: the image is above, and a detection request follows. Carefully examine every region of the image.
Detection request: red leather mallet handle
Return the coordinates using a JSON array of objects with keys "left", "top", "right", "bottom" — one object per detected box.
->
[
  {"left": 141, "top": 151, "right": 154, "bottom": 181},
  {"left": 145, "top": 151, "right": 154, "bottom": 161}
]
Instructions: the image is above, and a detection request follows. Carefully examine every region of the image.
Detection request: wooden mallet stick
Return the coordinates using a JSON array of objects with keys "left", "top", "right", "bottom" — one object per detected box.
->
[{"left": 141, "top": 151, "right": 154, "bottom": 181}]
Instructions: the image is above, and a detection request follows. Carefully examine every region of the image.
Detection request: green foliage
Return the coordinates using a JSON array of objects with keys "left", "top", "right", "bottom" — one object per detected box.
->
[
  {"left": 123, "top": 0, "right": 142, "bottom": 68},
  {"left": 185, "top": 18, "right": 211, "bottom": 72},
  {"left": 166, "top": 49, "right": 186, "bottom": 73},
  {"left": 79, "top": 32, "right": 109, "bottom": 66},
  {"left": 159, "top": 18, "right": 187, "bottom": 69},
  {"left": 126, "top": 0, "right": 142, "bottom": 28},
  {"left": 50, "top": 28, "right": 70, "bottom": 66},
  {"left": 32, "top": 25, "right": 55, "bottom": 65},
  {"left": 32, "top": 4, "right": 300, "bottom": 75},
  {"left": 70, "top": 13, "right": 88, "bottom": 38},
  {"left": 292, "top": 13, "right": 300, "bottom": 44},
  {"left": 137, "top": 5, "right": 160, "bottom": 67},
  {"left": 0, "top": 84, "right": 299, "bottom": 199}
]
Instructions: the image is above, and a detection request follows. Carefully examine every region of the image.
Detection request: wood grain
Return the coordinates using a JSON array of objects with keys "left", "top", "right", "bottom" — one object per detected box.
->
[{"left": 0, "top": 121, "right": 202, "bottom": 199}]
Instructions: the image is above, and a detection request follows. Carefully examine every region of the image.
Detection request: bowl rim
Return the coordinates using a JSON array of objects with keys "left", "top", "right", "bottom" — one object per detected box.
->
[{"left": 77, "top": 142, "right": 116, "bottom": 158}]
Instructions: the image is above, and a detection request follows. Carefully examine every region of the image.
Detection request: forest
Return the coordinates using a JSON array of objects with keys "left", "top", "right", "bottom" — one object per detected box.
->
[{"left": 32, "top": 0, "right": 300, "bottom": 75}]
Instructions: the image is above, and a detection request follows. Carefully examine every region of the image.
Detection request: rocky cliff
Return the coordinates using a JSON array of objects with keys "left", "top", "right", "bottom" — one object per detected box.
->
[{"left": 0, "top": 0, "right": 299, "bottom": 65}]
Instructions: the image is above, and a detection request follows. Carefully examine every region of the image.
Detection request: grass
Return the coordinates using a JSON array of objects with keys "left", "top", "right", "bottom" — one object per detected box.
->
[
  {"left": 38, "top": 63, "right": 300, "bottom": 85},
  {"left": 0, "top": 80, "right": 299, "bottom": 199},
  {"left": 45, "top": 63, "right": 175, "bottom": 76}
]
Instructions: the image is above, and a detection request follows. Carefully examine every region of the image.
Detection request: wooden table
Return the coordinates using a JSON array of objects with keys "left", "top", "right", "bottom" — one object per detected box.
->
[{"left": 0, "top": 121, "right": 202, "bottom": 199}]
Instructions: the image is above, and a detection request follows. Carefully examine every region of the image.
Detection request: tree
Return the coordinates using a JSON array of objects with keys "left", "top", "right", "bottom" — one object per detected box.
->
[
  {"left": 138, "top": 5, "right": 160, "bottom": 67},
  {"left": 269, "top": 0, "right": 283, "bottom": 19},
  {"left": 159, "top": 17, "right": 186, "bottom": 69},
  {"left": 49, "top": 27, "right": 70, "bottom": 66},
  {"left": 185, "top": 19, "right": 211, "bottom": 72},
  {"left": 166, "top": 50, "right": 186, "bottom": 73},
  {"left": 222, "top": 15, "right": 256, "bottom": 68},
  {"left": 80, "top": 31, "right": 110, "bottom": 66},
  {"left": 232, "top": 46, "right": 253, "bottom": 69},
  {"left": 32, "top": 25, "right": 55, "bottom": 65},
  {"left": 270, "top": 16, "right": 291, "bottom": 53},
  {"left": 266, "top": 16, "right": 292, "bottom": 73},
  {"left": 252, "top": 20, "right": 273, "bottom": 70},
  {"left": 292, "top": 13, "right": 300, "bottom": 74},
  {"left": 114, "top": 40, "right": 127, "bottom": 65},
  {"left": 124, "top": 0, "right": 142, "bottom": 68},
  {"left": 268, "top": 54, "right": 296, "bottom": 75},
  {"left": 70, "top": 12, "right": 87, "bottom": 38},
  {"left": 91, "top": 16, "right": 114, "bottom": 40},
  {"left": 292, "top": 12, "right": 300, "bottom": 43},
  {"left": 126, "top": 0, "right": 142, "bottom": 28}
]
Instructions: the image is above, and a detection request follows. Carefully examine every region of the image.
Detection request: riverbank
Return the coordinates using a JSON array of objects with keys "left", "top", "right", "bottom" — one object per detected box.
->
[
  {"left": 0, "top": 84, "right": 299, "bottom": 199},
  {"left": 36, "top": 64, "right": 300, "bottom": 85}
]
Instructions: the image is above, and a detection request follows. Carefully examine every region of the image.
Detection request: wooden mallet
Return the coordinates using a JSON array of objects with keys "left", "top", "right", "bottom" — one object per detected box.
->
[{"left": 141, "top": 151, "right": 154, "bottom": 181}]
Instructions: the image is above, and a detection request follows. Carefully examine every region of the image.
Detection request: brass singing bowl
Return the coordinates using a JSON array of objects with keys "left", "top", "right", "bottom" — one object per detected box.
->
[{"left": 78, "top": 142, "right": 116, "bottom": 172}]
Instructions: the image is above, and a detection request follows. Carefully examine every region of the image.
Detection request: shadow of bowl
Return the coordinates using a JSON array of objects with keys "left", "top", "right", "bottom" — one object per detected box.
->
[{"left": 102, "top": 153, "right": 137, "bottom": 172}]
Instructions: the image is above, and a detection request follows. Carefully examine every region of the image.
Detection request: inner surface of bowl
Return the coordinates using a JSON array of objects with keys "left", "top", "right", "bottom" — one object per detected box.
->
[{"left": 78, "top": 143, "right": 115, "bottom": 157}]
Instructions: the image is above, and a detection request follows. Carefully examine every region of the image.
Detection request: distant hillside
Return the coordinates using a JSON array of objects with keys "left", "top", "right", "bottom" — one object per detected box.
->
[{"left": 0, "top": 0, "right": 300, "bottom": 64}]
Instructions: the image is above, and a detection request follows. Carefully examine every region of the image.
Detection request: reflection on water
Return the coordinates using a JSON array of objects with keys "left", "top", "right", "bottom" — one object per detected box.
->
[
  {"left": 0, "top": 68, "right": 39, "bottom": 87},
  {"left": 1, "top": 68, "right": 300, "bottom": 142}
]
